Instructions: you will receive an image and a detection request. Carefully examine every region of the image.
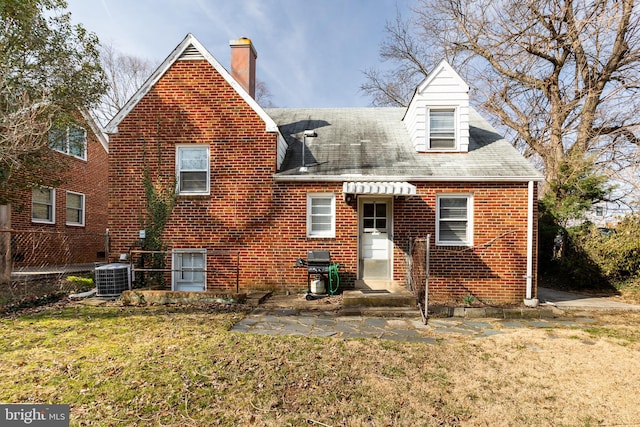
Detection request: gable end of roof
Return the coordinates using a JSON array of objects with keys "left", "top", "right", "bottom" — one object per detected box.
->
[{"left": 105, "top": 33, "right": 279, "bottom": 134}]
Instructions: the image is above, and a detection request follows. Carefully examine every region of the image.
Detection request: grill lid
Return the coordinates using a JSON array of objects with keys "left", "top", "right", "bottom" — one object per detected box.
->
[{"left": 307, "top": 250, "right": 330, "bottom": 264}]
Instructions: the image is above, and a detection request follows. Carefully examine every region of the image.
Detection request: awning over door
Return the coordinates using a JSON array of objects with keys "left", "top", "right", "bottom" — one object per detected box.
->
[{"left": 342, "top": 181, "right": 417, "bottom": 196}]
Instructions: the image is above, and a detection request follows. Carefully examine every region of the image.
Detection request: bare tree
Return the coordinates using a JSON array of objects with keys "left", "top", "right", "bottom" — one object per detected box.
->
[
  {"left": 363, "top": 0, "right": 640, "bottom": 209},
  {"left": 95, "top": 44, "right": 155, "bottom": 126},
  {"left": 0, "top": 85, "right": 55, "bottom": 183},
  {"left": 255, "top": 80, "right": 276, "bottom": 108}
]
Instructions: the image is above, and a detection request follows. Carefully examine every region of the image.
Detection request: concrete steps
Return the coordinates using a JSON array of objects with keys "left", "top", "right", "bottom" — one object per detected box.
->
[
  {"left": 339, "top": 305, "right": 420, "bottom": 317},
  {"left": 342, "top": 289, "right": 416, "bottom": 307},
  {"left": 341, "top": 280, "right": 418, "bottom": 316}
]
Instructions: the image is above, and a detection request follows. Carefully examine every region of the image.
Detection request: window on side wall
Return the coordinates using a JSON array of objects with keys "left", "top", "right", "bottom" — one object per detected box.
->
[
  {"left": 428, "top": 108, "right": 456, "bottom": 150},
  {"left": 436, "top": 194, "right": 473, "bottom": 246},
  {"left": 176, "top": 145, "right": 209, "bottom": 195},
  {"left": 307, "top": 193, "right": 336, "bottom": 238},
  {"left": 66, "top": 191, "right": 85, "bottom": 226},
  {"left": 172, "top": 249, "right": 207, "bottom": 292},
  {"left": 49, "top": 125, "right": 87, "bottom": 160},
  {"left": 32, "top": 188, "right": 55, "bottom": 224}
]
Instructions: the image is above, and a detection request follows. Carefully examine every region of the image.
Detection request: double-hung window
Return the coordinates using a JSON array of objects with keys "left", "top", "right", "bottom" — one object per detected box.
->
[
  {"left": 436, "top": 194, "right": 473, "bottom": 246},
  {"left": 307, "top": 193, "right": 336, "bottom": 238},
  {"left": 66, "top": 191, "right": 85, "bottom": 226},
  {"left": 49, "top": 125, "right": 87, "bottom": 160},
  {"left": 428, "top": 108, "right": 456, "bottom": 150},
  {"left": 172, "top": 249, "right": 207, "bottom": 292},
  {"left": 176, "top": 145, "right": 209, "bottom": 195},
  {"left": 32, "top": 188, "right": 55, "bottom": 224}
]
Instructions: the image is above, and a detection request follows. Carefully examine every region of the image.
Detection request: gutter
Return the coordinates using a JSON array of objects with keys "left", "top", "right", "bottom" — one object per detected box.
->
[{"left": 273, "top": 174, "right": 545, "bottom": 183}]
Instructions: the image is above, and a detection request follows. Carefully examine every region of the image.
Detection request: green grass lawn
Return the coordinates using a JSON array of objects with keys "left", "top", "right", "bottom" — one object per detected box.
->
[{"left": 2, "top": 304, "right": 640, "bottom": 426}]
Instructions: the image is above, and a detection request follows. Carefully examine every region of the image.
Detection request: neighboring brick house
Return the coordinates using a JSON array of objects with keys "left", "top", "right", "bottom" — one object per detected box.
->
[
  {"left": 7, "top": 111, "right": 109, "bottom": 266},
  {"left": 106, "top": 34, "right": 543, "bottom": 305}
]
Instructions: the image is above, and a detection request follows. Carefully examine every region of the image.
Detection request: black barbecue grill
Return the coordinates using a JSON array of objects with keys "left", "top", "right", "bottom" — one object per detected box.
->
[
  {"left": 306, "top": 250, "right": 331, "bottom": 274},
  {"left": 294, "top": 250, "right": 340, "bottom": 299}
]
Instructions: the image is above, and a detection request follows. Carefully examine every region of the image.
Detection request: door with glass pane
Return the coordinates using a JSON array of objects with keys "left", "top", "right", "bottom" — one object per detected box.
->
[{"left": 359, "top": 199, "right": 391, "bottom": 279}]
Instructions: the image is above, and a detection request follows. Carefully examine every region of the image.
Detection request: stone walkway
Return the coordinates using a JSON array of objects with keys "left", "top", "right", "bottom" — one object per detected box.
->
[
  {"left": 229, "top": 288, "right": 640, "bottom": 342},
  {"left": 230, "top": 308, "right": 600, "bottom": 342}
]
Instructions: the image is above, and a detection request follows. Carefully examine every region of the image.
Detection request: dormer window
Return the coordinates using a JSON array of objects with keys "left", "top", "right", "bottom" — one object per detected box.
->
[
  {"left": 428, "top": 108, "right": 456, "bottom": 150},
  {"left": 403, "top": 60, "right": 470, "bottom": 153},
  {"left": 49, "top": 125, "right": 87, "bottom": 160}
]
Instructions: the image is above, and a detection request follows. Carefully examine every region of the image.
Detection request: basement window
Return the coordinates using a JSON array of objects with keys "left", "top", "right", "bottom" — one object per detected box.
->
[{"left": 172, "top": 249, "right": 207, "bottom": 292}]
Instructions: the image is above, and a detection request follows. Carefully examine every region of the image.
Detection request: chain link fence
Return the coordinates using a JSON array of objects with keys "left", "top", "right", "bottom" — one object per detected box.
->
[
  {"left": 1, "top": 228, "right": 108, "bottom": 309},
  {"left": 9, "top": 229, "right": 108, "bottom": 268}
]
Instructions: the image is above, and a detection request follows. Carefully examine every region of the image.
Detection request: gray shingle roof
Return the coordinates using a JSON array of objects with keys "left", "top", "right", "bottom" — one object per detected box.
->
[{"left": 266, "top": 107, "right": 543, "bottom": 182}]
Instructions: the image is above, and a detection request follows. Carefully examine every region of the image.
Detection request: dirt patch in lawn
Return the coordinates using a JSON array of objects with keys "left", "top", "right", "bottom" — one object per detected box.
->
[{"left": 1, "top": 304, "right": 639, "bottom": 426}]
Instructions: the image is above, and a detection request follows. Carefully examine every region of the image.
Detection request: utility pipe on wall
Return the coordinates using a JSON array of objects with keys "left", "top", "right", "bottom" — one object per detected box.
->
[{"left": 525, "top": 180, "right": 537, "bottom": 305}]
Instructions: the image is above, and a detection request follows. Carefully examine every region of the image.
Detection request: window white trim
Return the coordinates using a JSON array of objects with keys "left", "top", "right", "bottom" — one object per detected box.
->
[
  {"left": 65, "top": 191, "right": 85, "bottom": 226},
  {"left": 176, "top": 145, "right": 210, "bottom": 195},
  {"left": 50, "top": 125, "right": 87, "bottom": 160},
  {"left": 172, "top": 248, "right": 207, "bottom": 292},
  {"left": 427, "top": 107, "right": 457, "bottom": 150},
  {"left": 436, "top": 194, "right": 473, "bottom": 246},
  {"left": 307, "top": 193, "right": 336, "bottom": 238},
  {"left": 32, "top": 187, "right": 55, "bottom": 224}
]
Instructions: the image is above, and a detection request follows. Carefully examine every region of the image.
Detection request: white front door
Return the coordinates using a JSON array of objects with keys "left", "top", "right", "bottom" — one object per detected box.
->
[{"left": 359, "top": 199, "right": 392, "bottom": 279}]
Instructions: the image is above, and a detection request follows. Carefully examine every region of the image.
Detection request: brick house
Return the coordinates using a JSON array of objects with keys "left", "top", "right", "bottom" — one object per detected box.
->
[
  {"left": 7, "top": 111, "right": 109, "bottom": 266},
  {"left": 105, "top": 34, "right": 543, "bottom": 305}
]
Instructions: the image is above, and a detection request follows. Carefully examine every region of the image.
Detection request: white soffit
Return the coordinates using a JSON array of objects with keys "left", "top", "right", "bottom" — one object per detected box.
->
[{"left": 343, "top": 181, "right": 417, "bottom": 196}]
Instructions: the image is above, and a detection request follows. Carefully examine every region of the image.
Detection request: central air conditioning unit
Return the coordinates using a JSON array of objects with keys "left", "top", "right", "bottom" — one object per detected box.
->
[{"left": 95, "top": 263, "right": 131, "bottom": 297}]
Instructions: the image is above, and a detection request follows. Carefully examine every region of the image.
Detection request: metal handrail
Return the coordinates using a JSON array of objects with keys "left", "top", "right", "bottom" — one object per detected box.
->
[{"left": 128, "top": 249, "right": 241, "bottom": 292}]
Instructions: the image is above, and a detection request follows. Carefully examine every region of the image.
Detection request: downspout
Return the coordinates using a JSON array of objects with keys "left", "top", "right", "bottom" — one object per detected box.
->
[{"left": 524, "top": 180, "right": 539, "bottom": 307}]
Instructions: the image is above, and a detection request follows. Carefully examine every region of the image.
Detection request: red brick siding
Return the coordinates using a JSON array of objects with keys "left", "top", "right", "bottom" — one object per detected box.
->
[
  {"left": 8, "top": 124, "right": 109, "bottom": 264},
  {"left": 108, "top": 59, "right": 538, "bottom": 302},
  {"left": 394, "top": 182, "right": 538, "bottom": 304}
]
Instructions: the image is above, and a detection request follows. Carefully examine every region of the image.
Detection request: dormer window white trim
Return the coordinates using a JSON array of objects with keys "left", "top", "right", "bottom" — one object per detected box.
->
[
  {"left": 427, "top": 107, "right": 457, "bottom": 150},
  {"left": 403, "top": 60, "right": 470, "bottom": 153}
]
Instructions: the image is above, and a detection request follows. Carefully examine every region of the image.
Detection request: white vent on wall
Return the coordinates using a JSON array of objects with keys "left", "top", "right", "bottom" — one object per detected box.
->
[
  {"left": 95, "top": 263, "right": 131, "bottom": 297},
  {"left": 179, "top": 45, "right": 205, "bottom": 61}
]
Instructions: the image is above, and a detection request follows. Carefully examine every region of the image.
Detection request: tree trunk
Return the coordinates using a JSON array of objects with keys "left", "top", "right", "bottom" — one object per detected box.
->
[{"left": 0, "top": 204, "right": 11, "bottom": 285}]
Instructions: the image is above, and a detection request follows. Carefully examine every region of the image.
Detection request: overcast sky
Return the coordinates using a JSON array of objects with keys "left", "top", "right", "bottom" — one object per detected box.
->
[{"left": 65, "top": 0, "right": 413, "bottom": 108}]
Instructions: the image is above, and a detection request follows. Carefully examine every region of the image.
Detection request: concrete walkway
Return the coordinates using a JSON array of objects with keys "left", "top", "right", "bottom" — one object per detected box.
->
[{"left": 538, "top": 287, "right": 640, "bottom": 311}]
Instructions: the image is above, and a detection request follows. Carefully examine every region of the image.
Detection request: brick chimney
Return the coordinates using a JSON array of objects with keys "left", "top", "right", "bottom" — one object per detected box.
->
[{"left": 230, "top": 37, "right": 257, "bottom": 98}]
